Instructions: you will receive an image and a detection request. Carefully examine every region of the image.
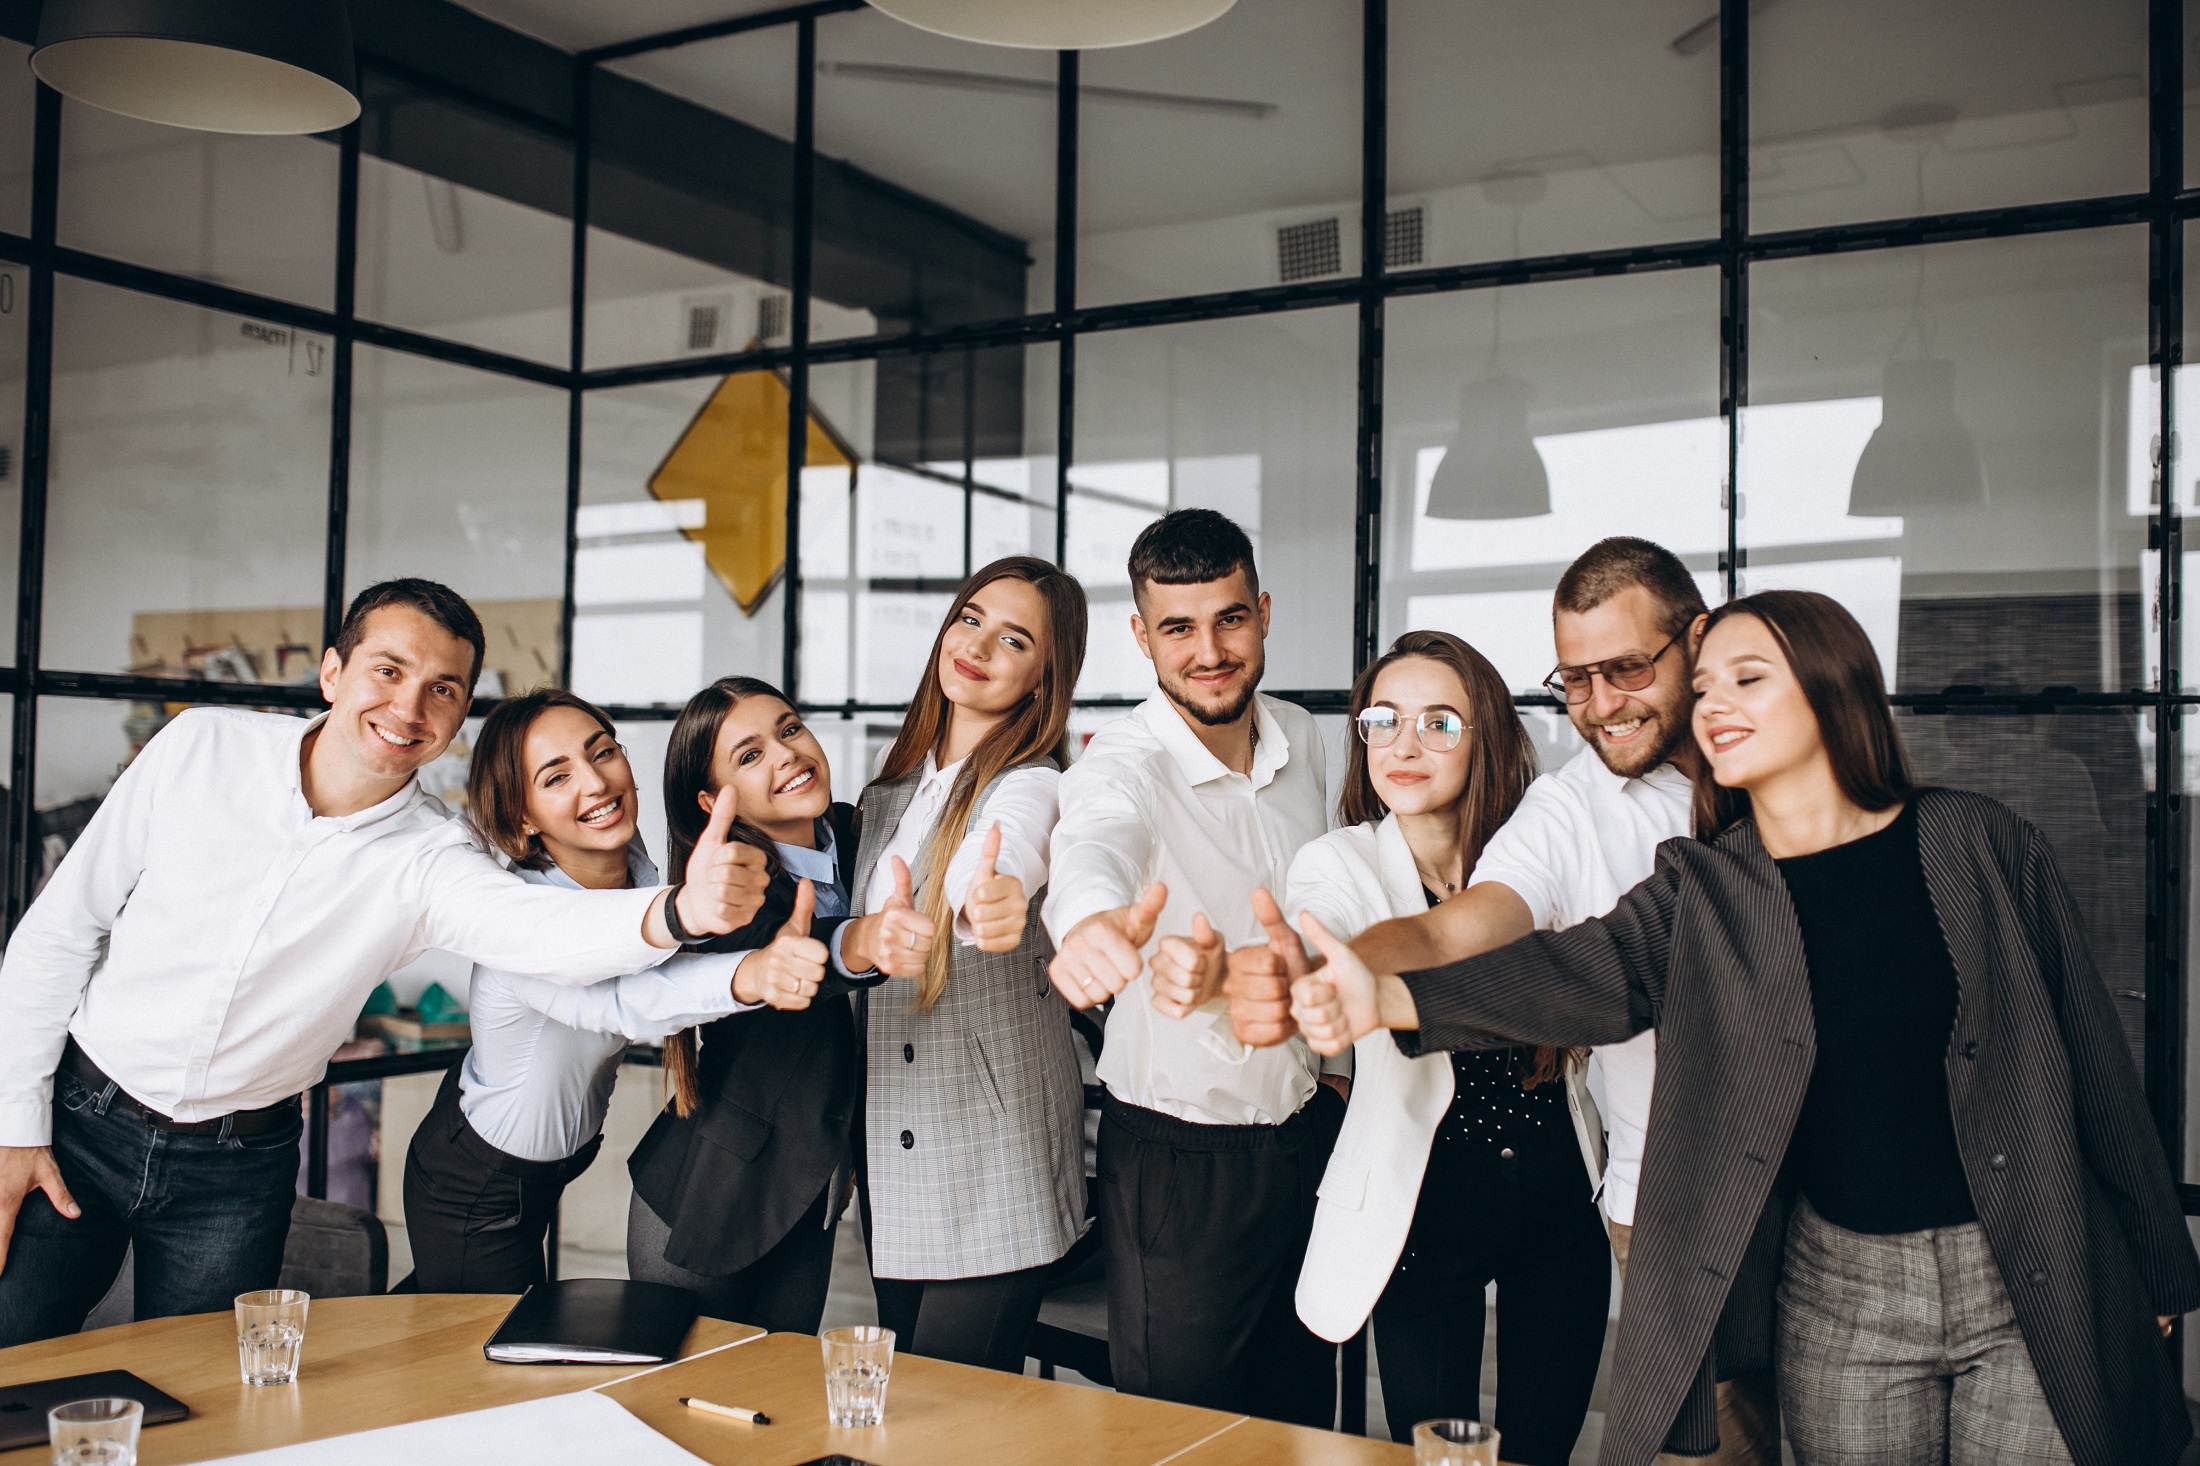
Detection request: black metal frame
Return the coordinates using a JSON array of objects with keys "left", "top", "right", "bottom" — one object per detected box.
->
[{"left": 3, "top": 0, "right": 2199, "bottom": 1201}]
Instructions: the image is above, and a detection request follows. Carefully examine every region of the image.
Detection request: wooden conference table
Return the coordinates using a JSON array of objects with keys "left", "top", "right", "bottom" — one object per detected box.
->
[{"left": 0, "top": 1295, "right": 1408, "bottom": 1465}]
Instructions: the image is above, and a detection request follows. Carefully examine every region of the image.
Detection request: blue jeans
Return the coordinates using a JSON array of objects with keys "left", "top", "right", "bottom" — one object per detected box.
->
[{"left": 0, "top": 1070, "right": 302, "bottom": 1347}]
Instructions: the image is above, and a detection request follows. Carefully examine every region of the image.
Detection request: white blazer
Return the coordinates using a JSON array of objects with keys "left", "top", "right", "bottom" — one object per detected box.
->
[{"left": 1291, "top": 815, "right": 1607, "bottom": 1343}]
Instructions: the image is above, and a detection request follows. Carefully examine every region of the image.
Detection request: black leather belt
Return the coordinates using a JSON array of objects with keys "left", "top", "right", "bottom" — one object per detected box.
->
[{"left": 62, "top": 1039, "right": 300, "bottom": 1138}]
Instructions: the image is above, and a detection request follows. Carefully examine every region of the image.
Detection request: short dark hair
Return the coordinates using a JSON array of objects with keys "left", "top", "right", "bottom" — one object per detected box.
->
[
  {"left": 467, "top": 689, "right": 618, "bottom": 870},
  {"left": 1127, "top": 508, "right": 1259, "bottom": 607},
  {"left": 1553, "top": 537, "right": 1706, "bottom": 640},
  {"left": 333, "top": 579, "right": 486, "bottom": 688}
]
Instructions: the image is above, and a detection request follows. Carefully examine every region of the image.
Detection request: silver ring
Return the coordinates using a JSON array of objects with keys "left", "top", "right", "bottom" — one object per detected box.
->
[{"left": 905, "top": 930, "right": 918, "bottom": 950}]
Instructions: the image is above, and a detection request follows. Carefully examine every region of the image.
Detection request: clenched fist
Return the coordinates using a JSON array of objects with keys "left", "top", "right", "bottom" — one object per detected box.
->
[
  {"left": 733, "top": 879, "right": 826, "bottom": 1010},
  {"left": 1048, "top": 883, "right": 1167, "bottom": 1010},
  {"left": 1148, "top": 912, "right": 1224, "bottom": 1019},
  {"left": 963, "top": 824, "right": 1029, "bottom": 953}
]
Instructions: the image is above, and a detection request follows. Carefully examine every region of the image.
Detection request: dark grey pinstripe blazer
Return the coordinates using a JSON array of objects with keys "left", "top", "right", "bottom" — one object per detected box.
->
[{"left": 1397, "top": 787, "right": 2200, "bottom": 1466}]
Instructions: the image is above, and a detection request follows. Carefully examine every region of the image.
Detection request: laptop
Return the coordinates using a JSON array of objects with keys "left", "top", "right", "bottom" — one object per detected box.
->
[{"left": 0, "top": 1371, "right": 190, "bottom": 1450}]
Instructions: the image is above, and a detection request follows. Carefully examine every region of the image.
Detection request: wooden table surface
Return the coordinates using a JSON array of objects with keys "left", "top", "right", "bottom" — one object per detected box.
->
[
  {"left": 0, "top": 1295, "right": 757, "bottom": 1466},
  {"left": 0, "top": 1298, "right": 1409, "bottom": 1464}
]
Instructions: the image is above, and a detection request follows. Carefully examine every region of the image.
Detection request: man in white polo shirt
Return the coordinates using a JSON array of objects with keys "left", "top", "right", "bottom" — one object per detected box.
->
[{"left": 0, "top": 579, "right": 771, "bottom": 1346}]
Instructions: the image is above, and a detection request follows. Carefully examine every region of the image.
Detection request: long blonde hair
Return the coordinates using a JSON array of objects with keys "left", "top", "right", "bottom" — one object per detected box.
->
[{"left": 877, "top": 556, "right": 1087, "bottom": 1010}]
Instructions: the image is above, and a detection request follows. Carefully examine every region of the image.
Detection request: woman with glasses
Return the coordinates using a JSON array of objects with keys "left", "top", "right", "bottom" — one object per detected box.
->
[{"left": 1284, "top": 631, "right": 1610, "bottom": 1464}]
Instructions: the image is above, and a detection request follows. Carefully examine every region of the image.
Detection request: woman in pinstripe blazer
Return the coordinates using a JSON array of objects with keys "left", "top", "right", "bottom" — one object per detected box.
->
[
  {"left": 835, "top": 556, "right": 1091, "bottom": 1375},
  {"left": 1288, "top": 590, "right": 2200, "bottom": 1466}
]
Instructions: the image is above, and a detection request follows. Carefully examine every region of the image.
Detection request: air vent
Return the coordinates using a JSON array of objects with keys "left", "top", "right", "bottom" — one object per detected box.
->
[
  {"left": 1276, "top": 216, "right": 1343, "bottom": 283},
  {"left": 1386, "top": 204, "right": 1426, "bottom": 268},
  {"left": 678, "top": 293, "right": 734, "bottom": 355},
  {"left": 757, "top": 293, "right": 791, "bottom": 344}
]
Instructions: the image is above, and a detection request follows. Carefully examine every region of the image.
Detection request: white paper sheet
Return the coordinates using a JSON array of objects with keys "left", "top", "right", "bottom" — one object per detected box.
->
[{"left": 207, "top": 1389, "right": 709, "bottom": 1466}]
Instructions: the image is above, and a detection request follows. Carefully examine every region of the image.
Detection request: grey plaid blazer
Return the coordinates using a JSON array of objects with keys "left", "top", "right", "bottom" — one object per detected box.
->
[
  {"left": 853, "top": 762, "right": 1087, "bottom": 1280},
  {"left": 1399, "top": 787, "right": 2200, "bottom": 1466}
]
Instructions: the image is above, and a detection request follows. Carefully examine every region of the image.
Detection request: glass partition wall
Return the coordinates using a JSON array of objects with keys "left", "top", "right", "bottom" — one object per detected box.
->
[{"left": 0, "top": 0, "right": 2196, "bottom": 1211}]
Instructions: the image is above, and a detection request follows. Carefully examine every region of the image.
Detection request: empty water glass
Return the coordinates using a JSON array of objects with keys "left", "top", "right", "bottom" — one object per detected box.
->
[
  {"left": 49, "top": 1398, "right": 141, "bottom": 1466},
  {"left": 235, "top": 1289, "right": 310, "bottom": 1385},
  {"left": 819, "top": 1325, "right": 894, "bottom": 1428},
  {"left": 1413, "top": 1418, "right": 1499, "bottom": 1466}
]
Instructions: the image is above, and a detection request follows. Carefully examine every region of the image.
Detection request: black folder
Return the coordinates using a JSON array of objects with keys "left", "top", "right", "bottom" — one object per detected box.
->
[
  {"left": 482, "top": 1279, "right": 699, "bottom": 1365},
  {"left": 0, "top": 1371, "right": 189, "bottom": 1451}
]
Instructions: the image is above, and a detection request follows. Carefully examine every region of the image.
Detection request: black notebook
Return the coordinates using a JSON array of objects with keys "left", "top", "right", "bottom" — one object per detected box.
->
[
  {"left": 483, "top": 1279, "right": 699, "bottom": 1365},
  {"left": 0, "top": 1370, "right": 190, "bottom": 1450}
]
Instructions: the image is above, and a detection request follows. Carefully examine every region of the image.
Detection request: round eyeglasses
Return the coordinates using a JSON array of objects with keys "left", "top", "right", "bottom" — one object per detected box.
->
[{"left": 1355, "top": 707, "right": 1466, "bottom": 752}]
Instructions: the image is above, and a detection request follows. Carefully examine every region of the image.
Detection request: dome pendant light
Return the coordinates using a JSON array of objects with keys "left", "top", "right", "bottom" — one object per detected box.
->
[
  {"left": 32, "top": 0, "right": 360, "bottom": 136},
  {"left": 867, "top": 0, "right": 1238, "bottom": 50},
  {"left": 1426, "top": 375, "right": 1551, "bottom": 520},
  {"left": 1847, "top": 356, "right": 1987, "bottom": 515}
]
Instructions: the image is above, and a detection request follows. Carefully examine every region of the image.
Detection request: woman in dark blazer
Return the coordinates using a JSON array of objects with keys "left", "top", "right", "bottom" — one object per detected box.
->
[
  {"left": 624, "top": 676, "right": 896, "bottom": 1334},
  {"left": 1287, "top": 590, "right": 2200, "bottom": 1466}
]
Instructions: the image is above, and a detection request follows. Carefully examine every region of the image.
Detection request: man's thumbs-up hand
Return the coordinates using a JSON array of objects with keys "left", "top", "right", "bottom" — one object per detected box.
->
[
  {"left": 732, "top": 879, "right": 826, "bottom": 1010},
  {"left": 1149, "top": 912, "right": 1227, "bottom": 1019},
  {"left": 671, "top": 785, "right": 770, "bottom": 939},
  {"left": 1048, "top": 882, "right": 1168, "bottom": 1010},
  {"left": 1225, "top": 887, "right": 1319, "bottom": 1046},
  {"left": 964, "top": 824, "right": 1029, "bottom": 954}
]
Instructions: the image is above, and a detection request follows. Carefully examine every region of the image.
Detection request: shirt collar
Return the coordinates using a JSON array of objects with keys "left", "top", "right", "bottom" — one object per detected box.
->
[
  {"left": 1574, "top": 744, "right": 1693, "bottom": 799},
  {"left": 288, "top": 713, "right": 432, "bottom": 832},
  {"left": 778, "top": 827, "right": 839, "bottom": 885},
  {"left": 1136, "top": 692, "right": 1290, "bottom": 791},
  {"left": 522, "top": 837, "right": 659, "bottom": 891}
]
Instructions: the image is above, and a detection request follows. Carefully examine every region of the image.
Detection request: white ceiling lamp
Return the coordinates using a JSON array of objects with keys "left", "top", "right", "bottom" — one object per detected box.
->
[
  {"left": 867, "top": 0, "right": 1238, "bottom": 50},
  {"left": 1426, "top": 172, "right": 1551, "bottom": 520},
  {"left": 32, "top": 0, "right": 360, "bottom": 135}
]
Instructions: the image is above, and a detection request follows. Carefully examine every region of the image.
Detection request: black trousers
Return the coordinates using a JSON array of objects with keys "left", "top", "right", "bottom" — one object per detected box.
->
[
  {"left": 401, "top": 1065, "right": 603, "bottom": 1294},
  {"left": 1096, "top": 1085, "right": 1345, "bottom": 1429},
  {"left": 626, "top": 1186, "right": 836, "bottom": 1335},
  {"left": 1371, "top": 1145, "right": 1611, "bottom": 1465},
  {"left": 855, "top": 1183, "right": 1053, "bottom": 1375}
]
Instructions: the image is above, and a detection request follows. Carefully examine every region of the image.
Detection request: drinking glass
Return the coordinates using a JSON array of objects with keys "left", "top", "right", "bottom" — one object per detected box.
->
[
  {"left": 819, "top": 1325, "right": 894, "bottom": 1428},
  {"left": 235, "top": 1288, "right": 310, "bottom": 1385},
  {"left": 48, "top": 1398, "right": 142, "bottom": 1466},
  {"left": 1413, "top": 1418, "right": 1499, "bottom": 1466}
]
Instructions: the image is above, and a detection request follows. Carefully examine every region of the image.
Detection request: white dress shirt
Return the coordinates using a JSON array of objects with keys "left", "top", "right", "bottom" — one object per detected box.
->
[
  {"left": 460, "top": 843, "right": 754, "bottom": 1163},
  {"left": 1467, "top": 744, "right": 1693, "bottom": 1225},
  {"left": 860, "top": 755, "right": 1057, "bottom": 942},
  {"left": 0, "top": 707, "right": 667, "bottom": 1146},
  {"left": 1044, "top": 693, "right": 1333, "bottom": 1127}
]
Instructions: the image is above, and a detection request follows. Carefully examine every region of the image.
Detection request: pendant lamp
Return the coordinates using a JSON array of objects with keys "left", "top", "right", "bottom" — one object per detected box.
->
[
  {"left": 1426, "top": 376, "right": 1551, "bottom": 520},
  {"left": 867, "top": 0, "right": 1238, "bottom": 50},
  {"left": 32, "top": 0, "right": 359, "bottom": 135},
  {"left": 1847, "top": 356, "right": 1987, "bottom": 515}
]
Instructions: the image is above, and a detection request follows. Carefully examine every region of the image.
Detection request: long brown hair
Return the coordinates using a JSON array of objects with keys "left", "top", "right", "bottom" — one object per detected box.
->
[
  {"left": 659, "top": 675, "right": 805, "bottom": 1116},
  {"left": 1690, "top": 589, "right": 1914, "bottom": 839},
  {"left": 466, "top": 689, "right": 619, "bottom": 871},
  {"left": 1342, "top": 632, "right": 1567, "bottom": 1087},
  {"left": 877, "top": 556, "right": 1088, "bottom": 1010}
]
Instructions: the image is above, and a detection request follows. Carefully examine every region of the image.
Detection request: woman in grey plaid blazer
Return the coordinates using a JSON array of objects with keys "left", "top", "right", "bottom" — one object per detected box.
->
[
  {"left": 832, "top": 557, "right": 1090, "bottom": 1375},
  {"left": 1290, "top": 591, "right": 2200, "bottom": 1466}
]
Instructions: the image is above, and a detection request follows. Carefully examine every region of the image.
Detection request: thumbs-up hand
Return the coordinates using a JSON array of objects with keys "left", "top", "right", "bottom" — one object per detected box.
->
[
  {"left": 732, "top": 879, "right": 827, "bottom": 1010},
  {"left": 1225, "top": 888, "right": 1319, "bottom": 1046},
  {"left": 1048, "top": 882, "right": 1168, "bottom": 1010},
  {"left": 872, "top": 857, "right": 937, "bottom": 978},
  {"left": 1148, "top": 912, "right": 1227, "bottom": 1019},
  {"left": 964, "top": 824, "right": 1029, "bottom": 954},
  {"left": 674, "top": 785, "right": 771, "bottom": 938},
  {"left": 1291, "top": 912, "right": 1385, "bottom": 1057}
]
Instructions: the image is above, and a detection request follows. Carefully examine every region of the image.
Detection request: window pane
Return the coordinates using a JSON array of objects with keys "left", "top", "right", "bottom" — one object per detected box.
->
[
  {"left": 0, "top": 258, "right": 22, "bottom": 654},
  {"left": 575, "top": 373, "right": 792, "bottom": 709},
  {"left": 2168, "top": 230, "right": 2200, "bottom": 690},
  {"left": 1078, "top": 0, "right": 1358, "bottom": 308},
  {"left": 348, "top": 346, "right": 566, "bottom": 696},
  {"left": 0, "top": 39, "right": 33, "bottom": 236},
  {"left": 56, "top": 102, "right": 338, "bottom": 309},
  {"left": 356, "top": 70, "right": 574, "bottom": 367},
  {"left": 1750, "top": 1, "right": 2146, "bottom": 235},
  {"left": 1740, "top": 227, "right": 2150, "bottom": 695},
  {"left": 801, "top": 346, "right": 1058, "bottom": 706},
  {"left": 1073, "top": 308, "right": 1357, "bottom": 694},
  {"left": 45, "top": 277, "right": 330, "bottom": 677},
  {"left": 1380, "top": 268, "right": 1724, "bottom": 693},
  {"left": 1389, "top": 0, "right": 1717, "bottom": 269}
]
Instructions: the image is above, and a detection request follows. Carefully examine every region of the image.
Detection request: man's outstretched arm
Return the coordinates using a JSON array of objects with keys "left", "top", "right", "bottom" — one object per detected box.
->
[{"left": 1349, "top": 880, "right": 1535, "bottom": 974}]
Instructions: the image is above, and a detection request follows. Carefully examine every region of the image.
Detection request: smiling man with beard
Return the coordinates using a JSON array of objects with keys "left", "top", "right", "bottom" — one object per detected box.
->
[{"left": 1044, "top": 508, "right": 1344, "bottom": 1428}]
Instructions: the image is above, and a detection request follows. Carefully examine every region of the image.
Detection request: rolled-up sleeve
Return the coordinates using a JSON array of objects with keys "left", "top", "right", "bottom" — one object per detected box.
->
[{"left": 417, "top": 839, "right": 670, "bottom": 985}]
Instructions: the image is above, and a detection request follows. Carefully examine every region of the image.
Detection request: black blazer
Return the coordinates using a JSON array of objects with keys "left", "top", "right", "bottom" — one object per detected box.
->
[
  {"left": 627, "top": 802, "right": 883, "bottom": 1275},
  {"left": 1399, "top": 788, "right": 2200, "bottom": 1466}
]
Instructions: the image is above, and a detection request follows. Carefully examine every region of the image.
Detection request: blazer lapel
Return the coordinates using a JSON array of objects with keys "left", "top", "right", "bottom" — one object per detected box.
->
[
  {"left": 1373, "top": 815, "right": 1428, "bottom": 917},
  {"left": 852, "top": 770, "right": 924, "bottom": 917}
]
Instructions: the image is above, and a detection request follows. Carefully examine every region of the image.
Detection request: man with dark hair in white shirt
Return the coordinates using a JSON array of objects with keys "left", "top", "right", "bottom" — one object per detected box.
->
[
  {"left": 1045, "top": 509, "right": 1345, "bottom": 1429},
  {"left": 0, "top": 578, "right": 772, "bottom": 1346}
]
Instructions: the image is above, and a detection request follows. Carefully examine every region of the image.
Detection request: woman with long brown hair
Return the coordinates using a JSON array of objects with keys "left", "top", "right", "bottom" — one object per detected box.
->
[
  {"left": 1290, "top": 591, "right": 2200, "bottom": 1466},
  {"left": 835, "top": 554, "right": 1090, "bottom": 1374},
  {"left": 622, "top": 676, "right": 904, "bottom": 1335},
  {"left": 1268, "top": 631, "right": 1608, "bottom": 1462}
]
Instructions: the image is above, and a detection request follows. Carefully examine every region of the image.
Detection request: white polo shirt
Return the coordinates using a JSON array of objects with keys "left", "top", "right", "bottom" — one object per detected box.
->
[{"left": 1468, "top": 744, "right": 1693, "bottom": 1226}]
